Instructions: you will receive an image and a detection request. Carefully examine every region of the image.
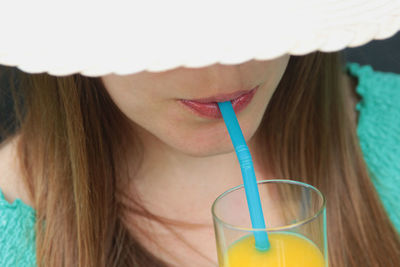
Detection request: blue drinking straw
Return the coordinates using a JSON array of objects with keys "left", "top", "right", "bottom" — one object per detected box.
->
[{"left": 218, "top": 101, "right": 270, "bottom": 251}]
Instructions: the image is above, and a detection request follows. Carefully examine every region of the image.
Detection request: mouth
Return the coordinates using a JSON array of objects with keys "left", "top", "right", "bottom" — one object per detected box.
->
[{"left": 179, "top": 85, "right": 259, "bottom": 119}]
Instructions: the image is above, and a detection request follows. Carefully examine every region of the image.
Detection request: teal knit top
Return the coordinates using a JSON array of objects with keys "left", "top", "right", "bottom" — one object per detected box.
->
[{"left": 1, "top": 62, "right": 400, "bottom": 266}]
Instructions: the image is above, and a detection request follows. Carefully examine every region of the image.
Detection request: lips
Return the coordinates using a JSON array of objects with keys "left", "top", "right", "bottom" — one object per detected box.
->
[{"left": 180, "top": 86, "right": 259, "bottom": 119}]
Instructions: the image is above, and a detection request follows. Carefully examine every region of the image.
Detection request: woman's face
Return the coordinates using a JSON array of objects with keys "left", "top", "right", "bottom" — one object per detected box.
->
[{"left": 101, "top": 56, "right": 290, "bottom": 157}]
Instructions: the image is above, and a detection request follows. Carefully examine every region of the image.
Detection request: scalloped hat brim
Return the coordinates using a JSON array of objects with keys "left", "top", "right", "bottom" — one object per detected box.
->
[{"left": 0, "top": 0, "right": 399, "bottom": 76}]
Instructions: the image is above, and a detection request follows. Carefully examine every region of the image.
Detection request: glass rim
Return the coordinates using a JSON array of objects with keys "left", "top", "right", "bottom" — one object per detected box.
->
[{"left": 211, "top": 179, "right": 326, "bottom": 232}]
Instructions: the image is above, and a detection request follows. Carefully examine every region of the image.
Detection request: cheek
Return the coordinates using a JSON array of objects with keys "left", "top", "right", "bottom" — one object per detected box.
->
[
  {"left": 103, "top": 82, "right": 160, "bottom": 125},
  {"left": 102, "top": 87, "right": 217, "bottom": 156}
]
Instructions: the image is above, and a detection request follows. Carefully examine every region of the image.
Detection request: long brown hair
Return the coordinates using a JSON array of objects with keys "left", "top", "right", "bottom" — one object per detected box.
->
[{"left": 3, "top": 51, "right": 400, "bottom": 266}]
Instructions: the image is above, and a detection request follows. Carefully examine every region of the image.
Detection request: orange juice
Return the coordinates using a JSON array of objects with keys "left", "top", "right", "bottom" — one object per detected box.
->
[{"left": 223, "top": 232, "right": 325, "bottom": 267}]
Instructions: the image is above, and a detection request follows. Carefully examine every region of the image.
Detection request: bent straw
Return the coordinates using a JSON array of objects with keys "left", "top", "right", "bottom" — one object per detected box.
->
[{"left": 217, "top": 101, "right": 270, "bottom": 251}]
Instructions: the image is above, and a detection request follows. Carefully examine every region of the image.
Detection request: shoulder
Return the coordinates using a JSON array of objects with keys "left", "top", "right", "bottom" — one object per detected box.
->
[
  {"left": 346, "top": 62, "right": 400, "bottom": 170},
  {"left": 0, "top": 135, "right": 33, "bottom": 207},
  {"left": 346, "top": 62, "right": 400, "bottom": 104},
  {"left": 0, "top": 136, "right": 37, "bottom": 267},
  {"left": 346, "top": 62, "right": 400, "bottom": 231},
  {"left": 346, "top": 63, "right": 400, "bottom": 147}
]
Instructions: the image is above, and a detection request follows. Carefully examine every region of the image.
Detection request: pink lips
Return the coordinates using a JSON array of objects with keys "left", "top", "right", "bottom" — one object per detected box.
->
[{"left": 180, "top": 86, "right": 259, "bottom": 119}]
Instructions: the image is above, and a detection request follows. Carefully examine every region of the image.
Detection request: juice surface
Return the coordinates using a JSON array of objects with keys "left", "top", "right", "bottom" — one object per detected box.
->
[{"left": 223, "top": 232, "right": 325, "bottom": 267}]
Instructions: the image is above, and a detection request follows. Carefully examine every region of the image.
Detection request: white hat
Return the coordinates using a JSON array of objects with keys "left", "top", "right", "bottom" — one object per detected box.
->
[{"left": 0, "top": 0, "right": 399, "bottom": 77}]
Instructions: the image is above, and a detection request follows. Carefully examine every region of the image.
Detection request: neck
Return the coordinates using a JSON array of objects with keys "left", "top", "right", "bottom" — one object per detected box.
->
[{"left": 128, "top": 125, "right": 270, "bottom": 223}]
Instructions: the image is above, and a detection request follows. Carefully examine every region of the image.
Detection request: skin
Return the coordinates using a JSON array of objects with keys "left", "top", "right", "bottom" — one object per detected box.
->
[{"left": 101, "top": 56, "right": 291, "bottom": 266}]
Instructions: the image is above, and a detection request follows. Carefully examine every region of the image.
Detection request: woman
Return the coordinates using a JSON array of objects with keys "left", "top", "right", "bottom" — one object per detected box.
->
[
  {"left": 2, "top": 0, "right": 400, "bottom": 265},
  {"left": 1, "top": 50, "right": 400, "bottom": 266}
]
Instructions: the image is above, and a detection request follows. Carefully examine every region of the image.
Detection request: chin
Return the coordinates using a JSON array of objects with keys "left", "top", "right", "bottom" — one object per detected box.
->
[
  {"left": 168, "top": 124, "right": 257, "bottom": 158},
  {"left": 175, "top": 141, "right": 236, "bottom": 158}
]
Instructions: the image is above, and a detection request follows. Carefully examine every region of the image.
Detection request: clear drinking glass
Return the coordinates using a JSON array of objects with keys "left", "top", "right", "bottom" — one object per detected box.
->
[{"left": 212, "top": 179, "right": 328, "bottom": 267}]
